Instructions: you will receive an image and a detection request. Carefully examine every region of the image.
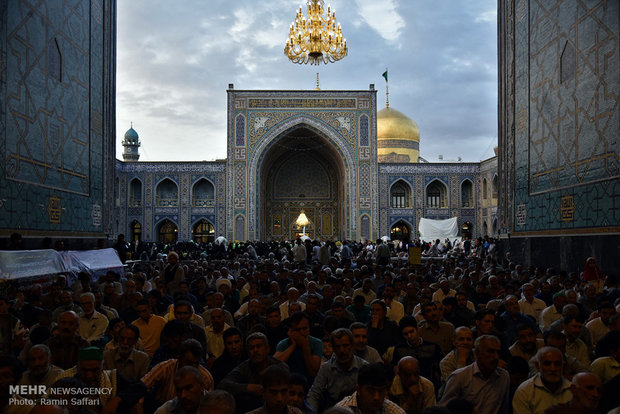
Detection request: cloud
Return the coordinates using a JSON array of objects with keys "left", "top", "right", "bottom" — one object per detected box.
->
[
  {"left": 354, "top": 0, "right": 405, "bottom": 43},
  {"left": 115, "top": 0, "right": 498, "bottom": 163}
]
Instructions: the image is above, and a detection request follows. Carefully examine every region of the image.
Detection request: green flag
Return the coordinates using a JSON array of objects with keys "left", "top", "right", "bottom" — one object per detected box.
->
[{"left": 382, "top": 70, "right": 388, "bottom": 81}]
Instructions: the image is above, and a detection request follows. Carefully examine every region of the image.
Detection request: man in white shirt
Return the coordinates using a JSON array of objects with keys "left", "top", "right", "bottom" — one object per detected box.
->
[
  {"left": 519, "top": 283, "right": 547, "bottom": 322},
  {"left": 540, "top": 292, "right": 567, "bottom": 332},
  {"left": 78, "top": 292, "right": 109, "bottom": 344}
]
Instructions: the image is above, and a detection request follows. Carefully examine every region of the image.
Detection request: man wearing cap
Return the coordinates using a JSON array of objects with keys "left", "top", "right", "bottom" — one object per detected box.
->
[{"left": 54, "top": 346, "right": 146, "bottom": 411}]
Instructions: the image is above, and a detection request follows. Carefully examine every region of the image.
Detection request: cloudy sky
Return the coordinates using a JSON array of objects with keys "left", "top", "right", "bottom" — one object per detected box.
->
[{"left": 116, "top": 0, "right": 498, "bottom": 162}]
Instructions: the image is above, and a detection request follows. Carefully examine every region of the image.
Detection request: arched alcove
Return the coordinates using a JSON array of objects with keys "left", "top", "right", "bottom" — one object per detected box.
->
[
  {"left": 155, "top": 179, "right": 178, "bottom": 207},
  {"left": 192, "top": 179, "right": 215, "bottom": 207},
  {"left": 129, "top": 178, "right": 142, "bottom": 207},
  {"left": 258, "top": 126, "right": 345, "bottom": 241},
  {"left": 426, "top": 179, "right": 448, "bottom": 208},
  {"left": 461, "top": 179, "right": 473, "bottom": 208},
  {"left": 157, "top": 219, "right": 178, "bottom": 243},
  {"left": 390, "top": 180, "right": 412, "bottom": 208}
]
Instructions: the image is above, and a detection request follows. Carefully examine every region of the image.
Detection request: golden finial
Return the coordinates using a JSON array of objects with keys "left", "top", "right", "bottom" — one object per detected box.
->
[{"left": 315, "top": 73, "right": 320, "bottom": 90}]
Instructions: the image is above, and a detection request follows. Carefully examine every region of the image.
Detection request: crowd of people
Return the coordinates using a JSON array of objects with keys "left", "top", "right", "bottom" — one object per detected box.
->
[{"left": 1, "top": 235, "right": 619, "bottom": 414}]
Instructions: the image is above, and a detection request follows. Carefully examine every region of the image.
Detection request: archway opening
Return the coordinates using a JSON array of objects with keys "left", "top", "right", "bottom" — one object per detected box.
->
[
  {"left": 390, "top": 220, "right": 411, "bottom": 241},
  {"left": 193, "top": 219, "right": 215, "bottom": 243},
  {"left": 130, "top": 220, "right": 142, "bottom": 242},
  {"left": 461, "top": 221, "right": 473, "bottom": 239},
  {"left": 259, "top": 126, "right": 345, "bottom": 241},
  {"left": 158, "top": 219, "right": 178, "bottom": 243}
]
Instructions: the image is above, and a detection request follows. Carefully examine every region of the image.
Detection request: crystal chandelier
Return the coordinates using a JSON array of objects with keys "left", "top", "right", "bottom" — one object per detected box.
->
[{"left": 284, "top": 0, "right": 348, "bottom": 65}]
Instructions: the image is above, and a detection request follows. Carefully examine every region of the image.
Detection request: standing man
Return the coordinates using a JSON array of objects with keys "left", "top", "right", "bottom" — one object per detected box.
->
[{"left": 439, "top": 335, "right": 510, "bottom": 414}]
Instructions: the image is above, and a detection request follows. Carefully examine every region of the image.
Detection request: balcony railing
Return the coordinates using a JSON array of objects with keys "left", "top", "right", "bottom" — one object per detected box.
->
[
  {"left": 156, "top": 198, "right": 178, "bottom": 207},
  {"left": 192, "top": 199, "right": 216, "bottom": 207}
]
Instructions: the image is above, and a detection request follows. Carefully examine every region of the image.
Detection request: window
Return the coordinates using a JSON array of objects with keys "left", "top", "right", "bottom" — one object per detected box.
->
[
  {"left": 461, "top": 180, "right": 473, "bottom": 208},
  {"left": 390, "top": 181, "right": 410, "bottom": 208},
  {"left": 426, "top": 180, "right": 447, "bottom": 208}
]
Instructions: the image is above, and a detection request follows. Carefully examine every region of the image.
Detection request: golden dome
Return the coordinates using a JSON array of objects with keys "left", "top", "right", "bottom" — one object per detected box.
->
[{"left": 377, "top": 107, "right": 420, "bottom": 163}]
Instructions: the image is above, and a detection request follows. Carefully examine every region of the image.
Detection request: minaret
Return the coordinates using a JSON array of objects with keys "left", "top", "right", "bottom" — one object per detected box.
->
[{"left": 122, "top": 123, "right": 140, "bottom": 161}]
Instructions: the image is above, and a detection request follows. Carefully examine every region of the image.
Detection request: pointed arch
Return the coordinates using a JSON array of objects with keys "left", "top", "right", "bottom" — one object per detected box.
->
[
  {"left": 390, "top": 179, "right": 412, "bottom": 208},
  {"left": 492, "top": 174, "right": 498, "bottom": 199},
  {"left": 461, "top": 179, "right": 474, "bottom": 208},
  {"left": 482, "top": 178, "right": 488, "bottom": 199},
  {"left": 157, "top": 219, "right": 178, "bottom": 243},
  {"left": 129, "top": 178, "right": 143, "bottom": 207},
  {"left": 360, "top": 214, "right": 371, "bottom": 242},
  {"left": 192, "top": 178, "right": 215, "bottom": 207},
  {"left": 155, "top": 178, "right": 179, "bottom": 207},
  {"left": 192, "top": 219, "right": 215, "bottom": 243},
  {"left": 390, "top": 219, "right": 412, "bottom": 240},
  {"left": 426, "top": 179, "right": 448, "bottom": 208},
  {"left": 129, "top": 220, "right": 142, "bottom": 242}
]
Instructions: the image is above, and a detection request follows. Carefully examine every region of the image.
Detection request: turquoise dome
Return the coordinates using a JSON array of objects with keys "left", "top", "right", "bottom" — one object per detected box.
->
[{"left": 124, "top": 127, "right": 139, "bottom": 141}]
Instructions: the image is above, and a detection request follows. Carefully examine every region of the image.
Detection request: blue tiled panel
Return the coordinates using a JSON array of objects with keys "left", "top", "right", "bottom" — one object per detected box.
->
[
  {"left": 513, "top": 0, "right": 620, "bottom": 232},
  {"left": 1, "top": 0, "right": 113, "bottom": 233}
]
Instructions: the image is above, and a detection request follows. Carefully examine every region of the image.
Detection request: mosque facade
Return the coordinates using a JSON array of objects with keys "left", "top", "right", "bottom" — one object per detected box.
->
[{"left": 114, "top": 86, "right": 498, "bottom": 244}]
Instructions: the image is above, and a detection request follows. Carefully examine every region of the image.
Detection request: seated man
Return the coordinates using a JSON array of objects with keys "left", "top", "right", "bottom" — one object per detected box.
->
[
  {"left": 247, "top": 364, "right": 301, "bottom": 414},
  {"left": 211, "top": 327, "right": 246, "bottom": 386},
  {"left": 287, "top": 373, "right": 315, "bottom": 414},
  {"left": 44, "top": 311, "right": 89, "bottom": 370},
  {"left": 219, "top": 332, "right": 286, "bottom": 414},
  {"left": 307, "top": 328, "right": 367, "bottom": 412},
  {"left": 103, "top": 324, "right": 150, "bottom": 382},
  {"left": 350, "top": 322, "right": 382, "bottom": 364},
  {"left": 142, "top": 339, "right": 214, "bottom": 409},
  {"left": 440, "top": 335, "right": 510, "bottom": 414},
  {"left": 54, "top": 346, "right": 146, "bottom": 412},
  {"left": 336, "top": 363, "right": 405, "bottom": 414},
  {"left": 389, "top": 356, "right": 436, "bottom": 414},
  {"left": 18, "top": 344, "right": 63, "bottom": 388},
  {"left": 77, "top": 292, "right": 109, "bottom": 345},
  {"left": 391, "top": 316, "right": 443, "bottom": 391},
  {"left": 273, "top": 312, "right": 322, "bottom": 380},
  {"left": 509, "top": 324, "right": 544, "bottom": 363},
  {"left": 440, "top": 326, "right": 475, "bottom": 383},
  {"left": 198, "top": 390, "right": 236, "bottom": 414},
  {"left": 154, "top": 366, "right": 207, "bottom": 414},
  {"left": 513, "top": 346, "right": 572, "bottom": 414}
]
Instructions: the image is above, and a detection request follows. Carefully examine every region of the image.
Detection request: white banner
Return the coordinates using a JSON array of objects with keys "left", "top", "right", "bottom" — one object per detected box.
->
[{"left": 418, "top": 217, "right": 459, "bottom": 241}]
